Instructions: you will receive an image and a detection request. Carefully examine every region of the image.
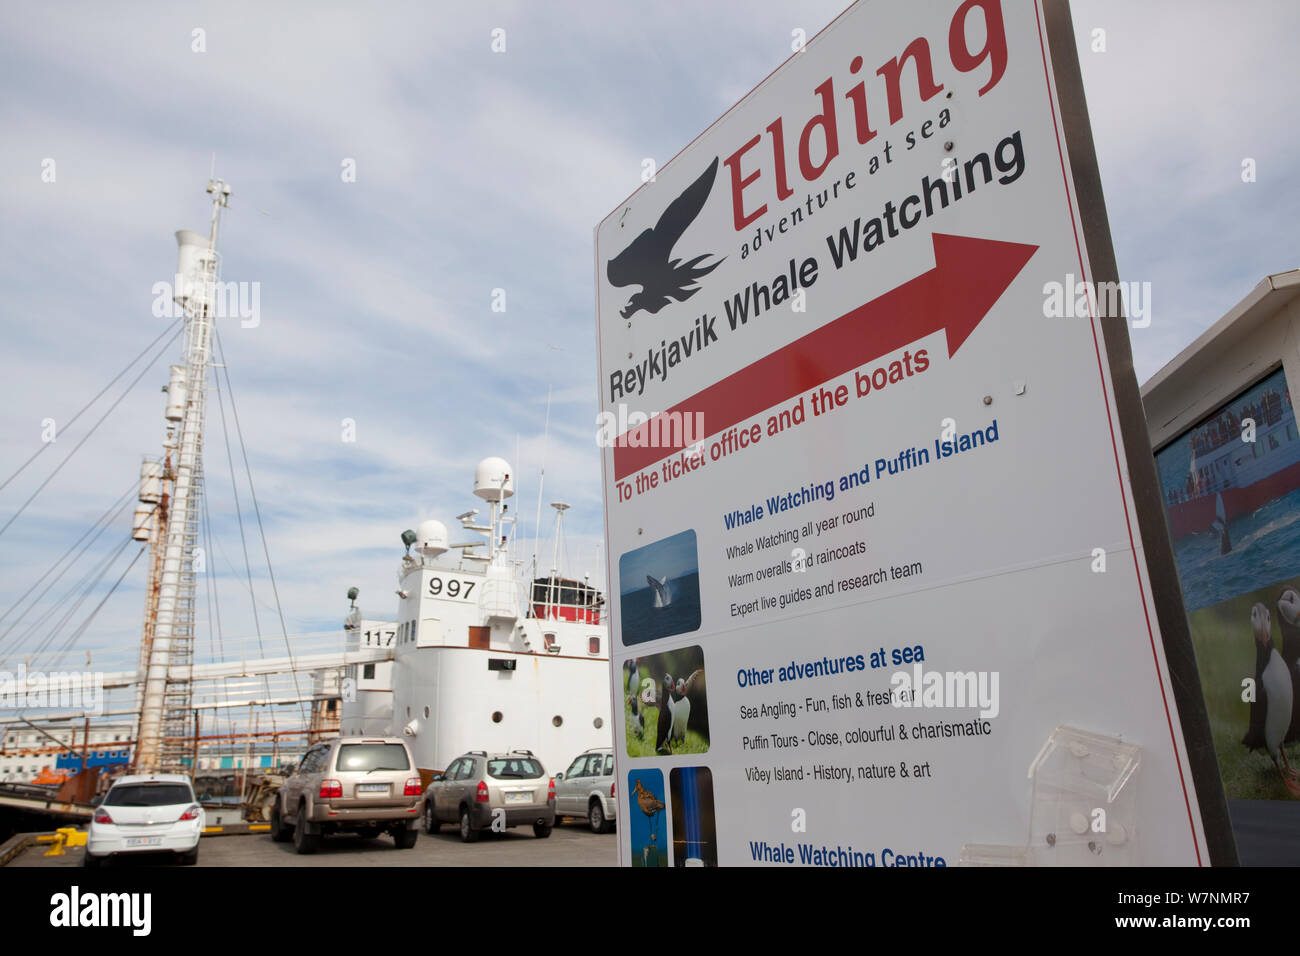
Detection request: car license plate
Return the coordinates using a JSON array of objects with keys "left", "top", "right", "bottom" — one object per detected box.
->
[
  {"left": 125, "top": 837, "right": 163, "bottom": 847},
  {"left": 505, "top": 791, "right": 533, "bottom": 804},
  {"left": 358, "top": 783, "right": 389, "bottom": 793}
]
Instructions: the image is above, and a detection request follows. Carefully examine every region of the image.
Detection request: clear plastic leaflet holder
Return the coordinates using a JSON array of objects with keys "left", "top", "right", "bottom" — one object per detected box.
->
[{"left": 959, "top": 725, "right": 1140, "bottom": 867}]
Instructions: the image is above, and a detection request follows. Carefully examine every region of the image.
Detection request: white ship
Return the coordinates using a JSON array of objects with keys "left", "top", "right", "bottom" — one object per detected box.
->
[
  {"left": 0, "top": 181, "right": 612, "bottom": 822},
  {"left": 342, "top": 457, "right": 613, "bottom": 782}
]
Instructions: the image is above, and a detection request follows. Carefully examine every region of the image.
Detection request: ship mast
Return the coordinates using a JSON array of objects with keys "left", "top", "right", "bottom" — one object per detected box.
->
[
  {"left": 135, "top": 178, "right": 231, "bottom": 772},
  {"left": 547, "top": 501, "right": 569, "bottom": 612}
]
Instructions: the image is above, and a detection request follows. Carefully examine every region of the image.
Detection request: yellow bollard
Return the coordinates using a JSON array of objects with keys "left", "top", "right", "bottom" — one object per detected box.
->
[
  {"left": 40, "top": 827, "right": 87, "bottom": 856},
  {"left": 41, "top": 832, "right": 67, "bottom": 857}
]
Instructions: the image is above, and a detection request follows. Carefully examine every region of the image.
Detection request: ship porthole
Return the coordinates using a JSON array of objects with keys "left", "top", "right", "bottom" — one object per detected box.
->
[
  {"left": 492, "top": 711, "right": 503, "bottom": 724},
  {"left": 424, "top": 706, "right": 430, "bottom": 718},
  {"left": 552, "top": 715, "right": 563, "bottom": 727},
  {"left": 593, "top": 717, "right": 603, "bottom": 729}
]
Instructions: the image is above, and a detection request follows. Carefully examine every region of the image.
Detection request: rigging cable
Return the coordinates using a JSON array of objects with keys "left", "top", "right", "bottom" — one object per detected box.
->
[
  {"left": 0, "top": 483, "right": 138, "bottom": 656},
  {"left": 201, "top": 488, "right": 238, "bottom": 755},
  {"left": 25, "top": 531, "right": 137, "bottom": 663},
  {"left": 0, "top": 317, "right": 183, "bottom": 494},
  {"left": 47, "top": 545, "right": 148, "bottom": 671},
  {"left": 0, "top": 322, "right": 185, "bottom": 541},
  {"left": 213, "top": 326, "right": 305, "bottom": 726},
  {"left": 207, "top": 336, "right": 291, "bottom": 734},
  {"left": 0, "top": 478, "right": 137, "bottom": 635}
]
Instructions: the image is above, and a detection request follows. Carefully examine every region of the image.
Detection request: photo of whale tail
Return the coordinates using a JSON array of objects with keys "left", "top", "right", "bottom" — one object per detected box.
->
[
  {"left": 648, "top": 574, "right": 672, "bottom": 608},
  {"left": 1213, "top": 492, "right": 1232, "bottom": 555}
]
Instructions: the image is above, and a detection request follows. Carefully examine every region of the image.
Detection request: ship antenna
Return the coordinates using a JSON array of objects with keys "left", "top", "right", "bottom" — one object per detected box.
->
[
  {"left": 531, "top": 385, "right": 551, "bottom": 585},
  {"left": 548, "top": 501, "right": 570, "bottom": 614}
]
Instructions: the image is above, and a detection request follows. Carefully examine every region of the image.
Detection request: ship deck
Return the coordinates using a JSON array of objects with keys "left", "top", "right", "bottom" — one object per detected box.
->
[{"left": 7, "top": 819, "right": 614, "bottom": 868}]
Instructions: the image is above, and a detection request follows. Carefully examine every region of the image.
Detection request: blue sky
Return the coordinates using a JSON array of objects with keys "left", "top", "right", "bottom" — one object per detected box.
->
[{"left": 0, "top": 1, "right": 1297, "bottom": 671}]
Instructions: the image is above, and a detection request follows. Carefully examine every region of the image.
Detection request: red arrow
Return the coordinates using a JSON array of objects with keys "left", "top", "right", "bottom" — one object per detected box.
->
[{"left": 612, "top": 233, "right": 1039, "bottom": 482}]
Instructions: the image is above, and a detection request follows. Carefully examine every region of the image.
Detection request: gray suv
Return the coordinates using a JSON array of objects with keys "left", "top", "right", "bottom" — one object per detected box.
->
[
  {"left": 270, "top": 736, "right": 422, "bottom": 854},
  {"left": 423, "top": 750, "right": 555, "bottom": 842},
  {"left": 554, "top": 748, "right": 616, "bottom": 833}
]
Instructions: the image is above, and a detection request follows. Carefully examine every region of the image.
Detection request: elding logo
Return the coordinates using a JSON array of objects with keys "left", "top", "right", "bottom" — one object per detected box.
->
[{"left": 607, "top": 158, "right": 725, "bottom": 319}]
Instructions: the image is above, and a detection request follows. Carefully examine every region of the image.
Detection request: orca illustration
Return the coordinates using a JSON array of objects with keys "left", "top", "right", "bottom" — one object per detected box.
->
[
  {"left": 606, "top": 158, "right": 724, "bottom": 319},
  {"left": 647, "top": 575, "right": 671, "bottom": 608}
]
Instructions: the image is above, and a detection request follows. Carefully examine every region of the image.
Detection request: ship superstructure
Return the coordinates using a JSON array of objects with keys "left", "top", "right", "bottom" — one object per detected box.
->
[{"left": 342, "top": 457, "right": 612, "bottom": 780}]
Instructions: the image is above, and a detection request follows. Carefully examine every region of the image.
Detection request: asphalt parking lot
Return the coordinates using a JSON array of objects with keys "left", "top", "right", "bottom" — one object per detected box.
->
[{"left": 11, "top": 818, "right": 617, "bottom": 868}]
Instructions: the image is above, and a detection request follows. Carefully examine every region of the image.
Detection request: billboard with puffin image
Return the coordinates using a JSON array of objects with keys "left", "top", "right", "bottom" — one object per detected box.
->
[{"left": 1155, "top": 366, "right": 1300, "bottom": 863}]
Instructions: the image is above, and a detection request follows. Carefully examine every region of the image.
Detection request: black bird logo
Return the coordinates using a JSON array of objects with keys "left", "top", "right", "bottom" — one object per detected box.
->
[{"left": 606, "top": 157, "right": 725, "bottom": 319}]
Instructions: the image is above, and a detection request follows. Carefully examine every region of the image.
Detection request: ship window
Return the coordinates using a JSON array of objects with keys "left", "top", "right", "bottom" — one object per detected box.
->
[
  {"left": 552, "top": 715, "right": 563, "bottom": 727},
  {"left": 589, "top": 636, "right": 601, "bottom": 655},
  {"left": 424, "top": 706, "right": 430, "bottom": 719},
  {"left": 492, "top": 711, "right": 503, "bottom": 724},
  {"left": 363, "top": 664, "right": 375, "bottom": 679},
  {"left": 594, "top": 717, "right": 604, "bottom": 729}
]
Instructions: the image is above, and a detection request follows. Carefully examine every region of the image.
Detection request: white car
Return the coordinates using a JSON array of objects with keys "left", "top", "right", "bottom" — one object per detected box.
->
[
  {"left": 553, "top": 748, "right": 617, "bottom": 833},
  {"left": 84, "top": 773, "right": 204, "bottom": 867}
]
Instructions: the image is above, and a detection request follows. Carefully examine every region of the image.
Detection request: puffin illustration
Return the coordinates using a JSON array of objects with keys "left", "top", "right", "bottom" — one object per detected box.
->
[
  {"left": 1276, "top": 588, "right": 1300, "bottom": 742},
  {"left": 667, "top": 669, "right": 704, "bottom": 747},
  {"left": 624, "top": 659, "right": 644, "bottom": 738},
  {"left": 655, "top": 674, "right": 675, "bottom": 754},
  {"left": 1244, "top": 602, "right": 1300, "bottom": 796}
]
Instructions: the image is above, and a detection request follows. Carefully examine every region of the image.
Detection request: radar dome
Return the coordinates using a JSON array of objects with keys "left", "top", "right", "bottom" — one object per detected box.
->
[
  {"left": 415, "top": 519, "right": 449, "bottom": 557},
  {"left": 473, "top": 457, "right": 515, "bottom": 501}
]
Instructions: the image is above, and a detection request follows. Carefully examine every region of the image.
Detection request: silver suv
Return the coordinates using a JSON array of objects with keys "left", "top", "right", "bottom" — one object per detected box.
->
[
  {"left": 423, "top": 750, "right": 555, "bottom": 842},
  {"left": 270, "top": 736, "right": 422, "bottom": 854},
  {"left": 554, "top": 748, "right": 616, "bottom": 833}
]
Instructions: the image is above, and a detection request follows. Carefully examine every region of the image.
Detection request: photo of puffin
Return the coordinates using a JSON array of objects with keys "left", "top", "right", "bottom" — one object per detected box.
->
[
  {"left": 1275, "top": 587, "right": 1300, "bottom": 741},
  {"left": 668, "top": 669, "right": 704, "bottom": 748},
  {"left": 624, "top": 658, "right": 644, "bottom": 739},
  {"left": 655, "top": 673, "right": 675, "bottom": 754},
  {"left": 1243, "top": 602, "right": 1300, "bottom": 796},
  {"left": 624, "top": 645, "right": 710, "bottom": 758}
]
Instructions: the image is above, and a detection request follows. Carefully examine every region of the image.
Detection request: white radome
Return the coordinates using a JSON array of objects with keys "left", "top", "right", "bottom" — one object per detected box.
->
[
  {"left": 473, "top": 456, "right": 514, "bottom": 501},
  {"left": 415, "top": 519, "right": 448, "bottom": 557}
]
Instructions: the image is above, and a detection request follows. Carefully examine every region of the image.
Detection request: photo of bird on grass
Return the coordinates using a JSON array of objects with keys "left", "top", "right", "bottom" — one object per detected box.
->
[
  {"left": 623, "top": 647, "right": 709, "bottom": 758},
  {"left": 1187, "top": 581, "right": 1300, "bottom": 799}
]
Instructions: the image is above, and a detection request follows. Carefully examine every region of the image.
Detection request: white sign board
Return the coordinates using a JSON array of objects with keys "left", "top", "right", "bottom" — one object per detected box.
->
[{"left": 596, "top": 0, "right": 1220, "bottom": 867}]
